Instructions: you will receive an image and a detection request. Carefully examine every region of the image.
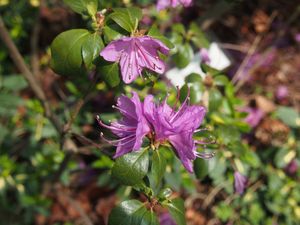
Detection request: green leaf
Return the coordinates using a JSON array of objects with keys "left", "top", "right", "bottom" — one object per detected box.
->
[
  {"left": 111, "top": 149, "right": 149, "bottom": 186},
  {"left": 189, "top": 22, "right": 210, "bottom": 48},
  {"left": 172, "top": 43, "right": 193, "bottom": 69},
  {"left": 1, "top": 75, "right": 28, "bottom": 91},
  {"left": 81, "top": 32, "right": 104, "bottom": 69},
  {"left": 194, "top": 158, "right": 209, "bottom": 180},
  {"left": 63, "top": 0, "right": 98, "bottom": 17},
  {"left": 164, "top": 198, "right": 186, "bottom": 225},
  {"left": 109, "top": 7, "right": 142, "bottom": 32},
  {"left": 201, "top": 64, "right": 222, "bottom": 77},
  {"left": 97, "top": 59, "right": 120, "bottom": 87},
  {"left": 50, "top": 29, "right": 90, "bottom": 76},
  {"left": 103, "top": 25, "right": 124, "bottom": 43},
  {"left": 108, "top": 200, "right": 159, "bottom": 225},
  {"left": 113, "top": 7, "right": 142, "bottom": 22},
  {"left": 148, "top": 25, "right": 174, "bottom": 49},
  {"left": 214, "top": 75, "right": 229, "bottom": 86},
  {"left": 215, "top": 202, "right": 234, "bottom": 222},
  {"left": 149, "top": 150, "right": 166, "bottom": 190},
  {"left": 276, "top": 106, "right": 300, "bottom": 128},
  {"left": 209, "top": 88, "right": 222, "bottom": 111},
  {"left": 172, "top": 23, "right": 186, "bottom": 36}
]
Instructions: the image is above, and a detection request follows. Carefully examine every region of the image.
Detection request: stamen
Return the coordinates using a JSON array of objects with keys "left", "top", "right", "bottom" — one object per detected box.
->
[
  {"left": 100, "top": 132, "right": 136, "bottom": 146},
  {"left": 195, "top": 151, "right": 215, "bottom": 159},
  {"left": 112, "top": 105, "right": 137, "bottom": 120},
  {"left": 195, "top": 138, "right": 216, "bottom": 145},
  {"left": 170, "top": 87, "right": 190, "bottom": 123},
  {"left": 194, "top": 128, "right": 210, "bottom": 133},
  {"left": 97, "top": 115, "right": 133, "bottom": 132},
  {"left": 100, "top": 132, "right": 118, "bottom": 146}
]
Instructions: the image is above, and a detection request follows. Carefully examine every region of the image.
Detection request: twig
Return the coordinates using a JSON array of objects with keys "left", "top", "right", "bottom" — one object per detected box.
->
[
  {"left": 217, "top": 43, "right": 248, "bottom": 53},
  {"left": 71, "top": 132, "right": 111, "bottom": 154},
  {"left": 203, "top": 183, "right": 226, "bottom": 209},
  {"left": 63, "top": 99, "right": 85, "bottom": 133},
  {"left": 0, "top": 15, "right": 62, "bottom": 133},
  {"left": 232, "top": 11, "right": 278, "bottom": 89},
  {"left": 53, "top": 152, "right": 72, "bottom": 182}
]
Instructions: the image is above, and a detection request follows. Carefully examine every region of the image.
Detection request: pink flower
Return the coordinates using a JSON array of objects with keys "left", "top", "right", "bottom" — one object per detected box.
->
[
  {"left": 144, "top": 90, "right": 213, "bottom": 173},
  {"left": 98, "top": 90, "right": 212, "bottom": 173},
  {"left": 159, "top": 212, "right": 176, "bottom": 225},
  {"left": 199, "top": 48, "right": 211, "bottom": 64},
  {"left": 242, "top": 107, "right": 264, "bottom": 128},
  {"left": 295, "top": 33, "right": 300, "bottom": 43},
  {"left": 285, "top": 160, "right": 298, "bottom": 175},
  {"left": 156, "top": 0, "right": 192, "bottom": 11},
  {"left": 276, "top": 85, "right": 288, "bottom": 100},
  {"left": 97, "top": 92, "right": 151, "bottom": 158},
  {"left": 234, "top": 171, "right": 247, "bottom": 195},
  {"left": 100, "top": 36, "right": 169, "bottom": 84}
]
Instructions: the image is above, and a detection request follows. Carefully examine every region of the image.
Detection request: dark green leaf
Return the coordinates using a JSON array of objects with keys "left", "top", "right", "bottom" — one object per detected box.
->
[
  {"left": 111, "top": 149, "right": 149, "bottom": 186},
  {"left": 97, "top": 59, "right": 121, "bottom": 87},
  {"left": 149, "top": 150, "right": 166, "bottom": 190},
  {"left": 81, "top": 32, "right": 104, "bottom": 69},
  {"left": 189, "top": 23, "right": 210, "bottom": 48},
  {"left": 103, "top": 25, "right": 124, "bottom": 43},
  {"left": 214, "top": 75, "right": 229, "bottom": 86},
  {"left": 172, "top": 43, "right": 193, "bottom": 69},
  {"left": 63, "top": 0, "right": 98, "bottom": 17},
  {"left": 109, "top": 7, "right": 142, "bottom": 32},
  {"left": 194, "top": 158, "right": 209, "bottom": 180},
  {"left": 108, "top": 200, "right": 159, "bottom": 225},
  {"left": 185, "top": 73, "right": 203, "bottom": 83},
  {"left": 164, "top": 198, "right": 186, "bottom": 225},
  {"left": 50, "top": 29, "right": 90, "bottom": 76},
  {"left": 201, "top": 64, "right": 222, "bottom": 77},
  {"left": 209, "top": 88, "right": 222, "bottom": 111}
]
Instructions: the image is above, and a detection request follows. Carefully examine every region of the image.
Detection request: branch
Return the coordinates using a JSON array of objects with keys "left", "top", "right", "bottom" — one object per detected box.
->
[{"left": 0, "top": 15, "right": 62, "bottom": 133}]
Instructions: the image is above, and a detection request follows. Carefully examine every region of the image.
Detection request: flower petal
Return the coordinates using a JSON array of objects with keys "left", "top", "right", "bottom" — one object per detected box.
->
[
  {"left": 172, "top": 106, "right": 206, "bottom": 131},
  {"left": 169, "top": 133, "right": 196, "bottom": 173},
  {"left": 100, "top": 37, "right": 131, "bottom": 61}
]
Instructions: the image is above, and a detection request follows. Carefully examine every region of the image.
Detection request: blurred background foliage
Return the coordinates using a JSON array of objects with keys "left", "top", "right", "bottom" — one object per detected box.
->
[{"left": 0, "top": 0, "right": 300, "bottom": 225}]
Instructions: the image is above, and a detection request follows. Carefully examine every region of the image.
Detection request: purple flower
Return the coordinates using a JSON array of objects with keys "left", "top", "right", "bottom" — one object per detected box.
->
[
  {"left": 159, "top": 212, "right": 177, "bottom": 225},
  {"left": 97, "top": 92, "right": 151, "bottom": 158},
  {"left": 156, "top": 0, "right": 192, "bottom": 11},
  {"left": 242, "top": 107, "right": 264, "bottom": 128},
  {"left": 295, "top": 33, "right": 300, "bottom": 43},
  {"left": 100, "top": 35, "right": 169, "bottom": 84},
  {"left": 98, "top": 90, "right": 212, "bottom": 173},
  {"left": 285, "top": 160, "right": 298, "bottom": 175},
  {"left": 234, "top": 171, "right": 247, "bottom": 195},
  {"left": 276, "top": 85, "right": 288, "bottom": 100},
  {"left": 199, "top": 48, "right": 211, "bottom": 64},
  {"left": 144, "top": 91, "right": 213, "bottom": 173}
]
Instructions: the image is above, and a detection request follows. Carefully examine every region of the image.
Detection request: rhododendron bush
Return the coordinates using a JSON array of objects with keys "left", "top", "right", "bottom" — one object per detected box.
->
[{"left": 1, "top": 0, "right": 300, "bottom": 225}]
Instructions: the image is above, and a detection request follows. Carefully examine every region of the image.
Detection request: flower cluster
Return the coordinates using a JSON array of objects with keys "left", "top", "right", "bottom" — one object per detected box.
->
[
  {"left": 98, "top": 91, "right": 214, "bottom": 173},
  {"left": 156, "top": 0, "right": 193, "bottom": 11}
]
